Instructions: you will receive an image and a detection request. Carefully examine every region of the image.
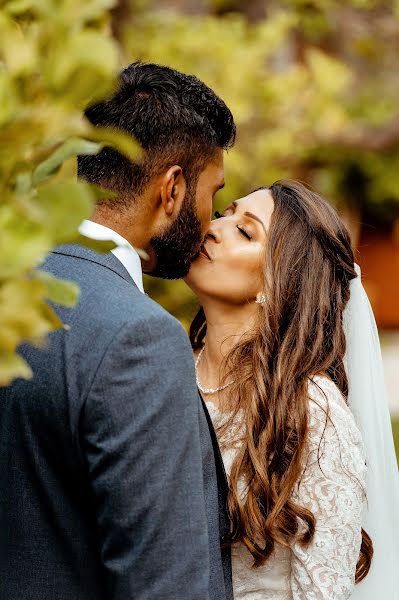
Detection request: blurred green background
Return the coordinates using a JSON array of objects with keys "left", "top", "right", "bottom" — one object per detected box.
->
[
  {"left": 1, "top": 0, "right": 398, "bottom": 462},
  {"left": 121, "top": 0, "right": 399, "bottom": 461}
]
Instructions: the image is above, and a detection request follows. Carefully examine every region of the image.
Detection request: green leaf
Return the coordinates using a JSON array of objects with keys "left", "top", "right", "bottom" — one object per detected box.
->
[
  {"left": 70, "top": 234, "right": 117, "bottom": 253},
  {"left": 46, "top": 31, "right": 120, "bottom": 105},
  {"left": 3, "top": 0, "right": 52, "bottom": 15},
  {"left": 84, "top": 125, "right": 142, "bottom": 162},
  {"left": 0, "top": 206, "right": 52, "bottom": 279},
  {"left": 0, "top": 68, "right": 17, "bottom": 128},
  {"left": 34, "top": 179, "right": 95, "bottom": 242},
  {"left": 89, "top": 184, "right": 117, "bottom": 202},
  {"left": 63, "top": 0, "right": 117, "bottom": 24},
  {"left": 71, "top": 233, "right": 148, "bottom": 260},
  {"left": 32, "top": 138, "right": 104, "bottom": 185},
  {"left": 34, "top": 271, "right": 80, "bottom": 308},
  {"left": 133, "top": 247, "right": 149, "bottom": 260},
  {"left": 15, "top": 172, "right": 33, "bottom": 194},
  {"left": 0, "top": 351, "right": 32, "bottom": 387},
  {"left": 0, "top": 15, "right": 38, "bottom": 76},
  {"left": 0, "top": 278, "right": 62, "bottom": 350}
]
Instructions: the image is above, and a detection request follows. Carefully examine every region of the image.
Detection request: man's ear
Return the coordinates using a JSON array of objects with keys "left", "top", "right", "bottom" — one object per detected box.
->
[{"left": 160, "top": 165, "right": 187, "bottom": 216}]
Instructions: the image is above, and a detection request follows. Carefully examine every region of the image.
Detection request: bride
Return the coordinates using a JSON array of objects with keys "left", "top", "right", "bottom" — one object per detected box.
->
[{"left": 184, "top": 180, "right": 399, "bottom": 599}]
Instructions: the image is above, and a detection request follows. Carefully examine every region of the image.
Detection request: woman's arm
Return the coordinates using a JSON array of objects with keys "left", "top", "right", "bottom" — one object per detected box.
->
[{"left": 290, "top": 377, "right": 367, "bottom": 600}]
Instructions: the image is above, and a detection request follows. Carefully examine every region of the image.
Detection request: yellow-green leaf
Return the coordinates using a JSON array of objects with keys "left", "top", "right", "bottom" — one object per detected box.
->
[
  {"left": 71, "top": 234, "right": 117, "bottom": 253},
  {"left": 84, "top": 125, "right": 142, "bottom": 162},
  {"left": 0, "top": 206, "right": 51, "bottom": 279},
  {"left": 34, "top": 271, "right": 80, "bottom": 307},
  {"left": 34, "top": 179, "right": 95, "bottom": 242},
  {"left": 32, "top": 138, "right": 104, "bottom": 185},
  {"left": 0, "top": 351, "right": 32, "bottom": 387},
  {"left": 46, "top": 31, "right": 119, "bottom": 105}
]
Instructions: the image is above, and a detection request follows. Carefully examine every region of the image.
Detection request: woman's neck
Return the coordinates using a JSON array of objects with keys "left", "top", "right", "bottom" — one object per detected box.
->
[{"left": 197, "top": 300, "right": 258, "bottom": 392}]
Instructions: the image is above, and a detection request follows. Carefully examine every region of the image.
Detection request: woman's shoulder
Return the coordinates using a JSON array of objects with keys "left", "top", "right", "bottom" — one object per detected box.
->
[
  {"left": 308, "top": 375, "right": 360, "bottom": 435},
  {"left": 305, "top": 375, "right": 366, "bottom": 481}
]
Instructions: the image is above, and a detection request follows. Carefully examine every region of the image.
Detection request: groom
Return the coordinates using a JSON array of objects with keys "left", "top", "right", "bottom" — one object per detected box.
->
[{"left": 0, "top": 63, "right": 235, "bottom": 599}]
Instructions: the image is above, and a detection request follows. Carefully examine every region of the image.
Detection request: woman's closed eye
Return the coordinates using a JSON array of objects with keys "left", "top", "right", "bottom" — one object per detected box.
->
[
  {"left": 213, "top": 210, "right": 253, "bottom": 240},
  {"left": 237, "top": 226, "right": 252, "bottom": 240}
]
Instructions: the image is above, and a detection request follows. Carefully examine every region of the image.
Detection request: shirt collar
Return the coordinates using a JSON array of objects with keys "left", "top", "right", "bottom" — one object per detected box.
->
[{"left": 78, "top": 220, "right": 144, "bottom": 293}]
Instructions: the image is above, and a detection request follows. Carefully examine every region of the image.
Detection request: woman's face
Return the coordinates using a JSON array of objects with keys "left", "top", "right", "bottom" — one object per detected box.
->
[{"left": 185, "top": 188, "right": 274, "bottom": 305}]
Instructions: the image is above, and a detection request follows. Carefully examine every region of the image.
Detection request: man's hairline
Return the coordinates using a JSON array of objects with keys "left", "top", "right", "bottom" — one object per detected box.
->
[{"left": 81, "top": 143, "right": 226, "bottom": 209}]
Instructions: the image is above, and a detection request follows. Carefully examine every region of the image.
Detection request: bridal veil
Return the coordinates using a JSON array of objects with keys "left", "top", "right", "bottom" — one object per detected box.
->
[{"left": 344, "top": 265, "right": 399, "bottom": 599}]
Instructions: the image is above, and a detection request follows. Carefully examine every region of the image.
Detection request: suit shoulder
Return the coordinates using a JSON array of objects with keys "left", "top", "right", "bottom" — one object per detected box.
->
[
  {"left": 117, "top": 291, "right": 187, "bottom": 340},
  {"left": 43, "top": 251, "right": 187, "bottom": 350}
]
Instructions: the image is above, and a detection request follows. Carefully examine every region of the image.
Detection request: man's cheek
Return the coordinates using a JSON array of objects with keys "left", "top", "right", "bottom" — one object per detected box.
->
[{"left": 198, "top": 194, "right": 212, "bottom": 233}]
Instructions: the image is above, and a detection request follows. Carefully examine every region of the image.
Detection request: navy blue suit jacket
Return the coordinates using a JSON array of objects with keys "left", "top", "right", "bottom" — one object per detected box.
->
[{"left": 0, "top": 245, "right": 232, "bottom": 600}]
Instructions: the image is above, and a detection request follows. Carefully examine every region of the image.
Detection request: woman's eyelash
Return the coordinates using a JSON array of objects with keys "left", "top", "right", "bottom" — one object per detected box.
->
[
  {"left": 214, "top": 210, "right": 252, "bottom": 239},
  {"left": 237, "top": 226, "right": 252, "bottom": 240}
]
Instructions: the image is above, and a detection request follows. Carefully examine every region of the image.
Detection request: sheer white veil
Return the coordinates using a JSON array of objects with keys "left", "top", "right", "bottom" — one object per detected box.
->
[{"left": 344, "top": 264, "right": 399, "bottom": 599}]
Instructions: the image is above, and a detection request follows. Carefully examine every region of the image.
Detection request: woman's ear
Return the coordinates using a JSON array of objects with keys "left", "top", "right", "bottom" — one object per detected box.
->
[{"left": 160, "top": 165, "right": 187, "bottom": 216}]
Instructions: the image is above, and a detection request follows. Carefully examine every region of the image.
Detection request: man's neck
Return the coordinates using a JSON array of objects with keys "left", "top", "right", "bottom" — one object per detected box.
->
[
  {"left": 91, "top": 208, "right": 146, "bottom": 249},
  {"left": 90, "top": 204, "right": 159, "bottom": 270}
]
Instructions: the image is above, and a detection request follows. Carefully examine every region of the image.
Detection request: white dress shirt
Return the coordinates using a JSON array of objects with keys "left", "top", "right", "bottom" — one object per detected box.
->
[{"left": 79, "top": 220, "right": 144, "bottom": 293}]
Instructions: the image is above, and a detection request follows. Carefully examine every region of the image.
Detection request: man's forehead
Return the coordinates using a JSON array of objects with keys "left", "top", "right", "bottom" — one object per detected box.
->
[
  {"left": 213, "top": 147, "right": 224, "bottom": 169},
  {"left": 206, "top": 149, "right": 225, "bottom": 181}
]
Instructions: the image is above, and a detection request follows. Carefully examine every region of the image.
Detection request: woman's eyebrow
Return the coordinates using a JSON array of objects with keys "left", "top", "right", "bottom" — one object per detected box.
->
[
  {"left": 230, "top": 201, "right": 266, "bottom": 233},
  {"left": 244, "top": 211, "right": 266, "bottom": 233}
]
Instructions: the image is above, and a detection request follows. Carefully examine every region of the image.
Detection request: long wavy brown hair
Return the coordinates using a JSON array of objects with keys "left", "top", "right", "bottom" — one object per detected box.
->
[{"left": 190, "top": 180, "right": 372, "bottom": 583}]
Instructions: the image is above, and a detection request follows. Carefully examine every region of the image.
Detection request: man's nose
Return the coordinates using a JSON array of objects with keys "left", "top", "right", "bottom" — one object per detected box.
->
[{"left": 205, "top": 219, "right": 222, "bottom": 243}]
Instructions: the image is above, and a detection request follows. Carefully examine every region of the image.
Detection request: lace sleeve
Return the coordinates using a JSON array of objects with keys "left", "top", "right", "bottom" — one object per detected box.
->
[{"left": 290, "top": 376, "right": 367, "bottom": 600}]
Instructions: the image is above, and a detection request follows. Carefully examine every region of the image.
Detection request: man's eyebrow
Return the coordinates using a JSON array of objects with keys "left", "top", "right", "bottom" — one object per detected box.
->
[{"left": 230, "top": 201, "right": 267, "bottom": 233}]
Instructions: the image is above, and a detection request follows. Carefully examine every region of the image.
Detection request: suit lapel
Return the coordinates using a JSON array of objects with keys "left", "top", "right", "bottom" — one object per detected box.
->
[
  {"left": 52, "top": 244, "right": 135, "bottom": 287},
  {"left": 200, "top": 396, "right": 229, "bottom": 487},
  {"left": 200, "top": 393, "right": 230, "bottom": 542}
]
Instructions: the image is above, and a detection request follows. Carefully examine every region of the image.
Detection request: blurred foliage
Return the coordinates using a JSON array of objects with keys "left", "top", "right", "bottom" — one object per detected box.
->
[
  {"left": 2, "top": 0, "right": 399, "bottom": 382},
  {"left": 118, "top": 0, "right": 399, "bottom": 323},
  {"left": 0, "top": 0, "right": 141, "bottom": 385}
]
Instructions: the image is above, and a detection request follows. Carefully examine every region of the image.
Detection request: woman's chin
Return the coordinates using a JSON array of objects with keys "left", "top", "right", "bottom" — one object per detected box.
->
[
  {"left": 185, "top": 255, "right": 202, "bottom": 281},
  {"left": 183, "top": 263, "right": 205, "bottom": 295},
  {"left": 183, "top": 267, "right": 196, "bottom": 286}
]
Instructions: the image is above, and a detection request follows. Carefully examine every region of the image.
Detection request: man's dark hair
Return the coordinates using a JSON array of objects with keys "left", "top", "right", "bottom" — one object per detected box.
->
[{"left": 78, "top": 62, "right": 236, "bottom": 205}]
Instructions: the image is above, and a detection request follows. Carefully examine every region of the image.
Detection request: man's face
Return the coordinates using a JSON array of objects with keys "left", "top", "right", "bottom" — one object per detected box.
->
[
  {"left": 150, "top": 149, "right": 225, "bottom": 280},
  {"left": 194, "top": 149, "right": 225, "bottom": 239}
]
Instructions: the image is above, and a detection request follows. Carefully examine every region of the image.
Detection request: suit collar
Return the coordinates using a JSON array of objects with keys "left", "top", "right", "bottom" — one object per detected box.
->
[
  {"left": 52, "top": 244, "right": 136, "bottom": 287},
  {"left": 78, "top": 220, "right": 144, "bottom": 292}
]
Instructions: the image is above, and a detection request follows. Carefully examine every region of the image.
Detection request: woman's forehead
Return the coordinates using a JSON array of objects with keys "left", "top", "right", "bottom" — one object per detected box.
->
[{"left": 234, "top": 188, "right": 274, "bottom": 224}]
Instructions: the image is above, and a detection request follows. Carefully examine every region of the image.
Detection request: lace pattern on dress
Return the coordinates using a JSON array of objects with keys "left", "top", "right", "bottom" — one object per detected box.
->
[
  {"left": 289, "top": 376, "right": 367, "bottom": 599},
  {"left": 206, "top": 375, "right": 367, "bottom": 600}
]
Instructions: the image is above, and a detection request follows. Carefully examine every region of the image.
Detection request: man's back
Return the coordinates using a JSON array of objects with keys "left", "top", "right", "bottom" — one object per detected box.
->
[{"left": 0, "top": 246, "right": 219, "bottom": 599}]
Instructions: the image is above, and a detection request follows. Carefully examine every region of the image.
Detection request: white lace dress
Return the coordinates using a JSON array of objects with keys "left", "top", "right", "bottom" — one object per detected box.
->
[{"left": 206, "top": 375, "right": 367, "bottom": 600}]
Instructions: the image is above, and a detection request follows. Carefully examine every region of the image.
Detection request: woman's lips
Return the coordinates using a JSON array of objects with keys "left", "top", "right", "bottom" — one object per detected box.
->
[{"left": 199, "top": 244, "right": 211, "bottom": 260}]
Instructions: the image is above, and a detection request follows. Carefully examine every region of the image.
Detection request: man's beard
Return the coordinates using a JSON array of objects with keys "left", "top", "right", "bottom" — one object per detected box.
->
[{"left": 150, "top": 185, "right": 203, "bottom": 279}]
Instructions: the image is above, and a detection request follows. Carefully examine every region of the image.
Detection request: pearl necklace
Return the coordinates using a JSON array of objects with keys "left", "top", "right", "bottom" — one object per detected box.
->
[{"left": 195, "top": 346, "right": 235, "bottom": 395}]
